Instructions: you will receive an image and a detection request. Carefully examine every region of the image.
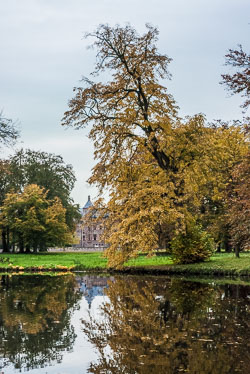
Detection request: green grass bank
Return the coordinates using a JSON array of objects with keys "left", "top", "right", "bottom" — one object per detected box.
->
[{"left": 0, "top": 251, "right": 249, "bottom": 276}]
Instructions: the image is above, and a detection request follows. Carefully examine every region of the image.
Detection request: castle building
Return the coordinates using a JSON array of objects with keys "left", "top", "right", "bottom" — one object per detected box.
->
[{"left": 75, "top": 196, "right": 107, "bottom": 249}]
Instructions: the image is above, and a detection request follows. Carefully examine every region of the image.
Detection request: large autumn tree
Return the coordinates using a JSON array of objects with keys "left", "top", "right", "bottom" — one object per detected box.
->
[
  {"left": 62, "top": 24, "right": 191, "bottom": 265},
  {"left": 63, "top": 24, "right": 248, "bottom": 266}
]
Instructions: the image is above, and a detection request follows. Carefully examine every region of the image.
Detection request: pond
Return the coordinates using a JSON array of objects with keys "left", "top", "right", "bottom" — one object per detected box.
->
[{"left": 0, "top": 274, "right": 249, "bottom": 374}]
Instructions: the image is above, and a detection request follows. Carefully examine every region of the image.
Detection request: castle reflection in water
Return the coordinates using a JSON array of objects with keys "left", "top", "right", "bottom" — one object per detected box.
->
[{"left": 74, "top": 275, "right": 113, "bottom": 308}]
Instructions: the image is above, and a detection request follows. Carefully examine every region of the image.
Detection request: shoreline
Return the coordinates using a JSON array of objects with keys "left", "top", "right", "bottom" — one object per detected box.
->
[
  {"left": 0, "top": 251, "right": 249, "bottom": 277},
  {"left": 109, "top": 265, "right": 250, "bottom": 277},
  {"left": 0, "top": 265, "right": 249, "bottom": 277}
]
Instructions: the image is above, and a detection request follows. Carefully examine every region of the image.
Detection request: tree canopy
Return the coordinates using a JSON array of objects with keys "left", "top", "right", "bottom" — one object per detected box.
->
[
  {"left": 8, "top": 149, "right": 75, "bottom": 201},
  {"left": 63, "top": 24, "right": 249, "bottom": 266},
  {"left": 0, "top": 149, "right": 80, "bottom": 252},
  {"left": 62, "top": 24, "right": 178, "bottom": 177},
  {"left": 0, "top": 184, "right": 73, "bottom": 252}
]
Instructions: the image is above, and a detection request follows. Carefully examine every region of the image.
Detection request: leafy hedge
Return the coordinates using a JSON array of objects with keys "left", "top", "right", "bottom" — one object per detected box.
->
[{"left": 171, "top": 221, "right": 215, "bottom": 264}]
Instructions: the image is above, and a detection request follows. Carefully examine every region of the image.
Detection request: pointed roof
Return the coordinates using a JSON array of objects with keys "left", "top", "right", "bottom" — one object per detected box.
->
[{"left": 83, "top": 195, "right": 93, "bottom": 209}]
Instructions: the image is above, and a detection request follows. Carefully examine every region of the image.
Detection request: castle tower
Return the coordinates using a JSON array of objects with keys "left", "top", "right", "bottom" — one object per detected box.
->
[
  {"left": 74, "top": 196, "right": 106, "bottom": 250},
  {"left": 82, "top": 195, "right": 93, "bottom": 216}
]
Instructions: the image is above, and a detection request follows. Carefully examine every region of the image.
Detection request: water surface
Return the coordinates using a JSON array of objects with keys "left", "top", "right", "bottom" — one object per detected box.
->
[{"left": 0, "top": 274, "right": 249, "bottom": 373}]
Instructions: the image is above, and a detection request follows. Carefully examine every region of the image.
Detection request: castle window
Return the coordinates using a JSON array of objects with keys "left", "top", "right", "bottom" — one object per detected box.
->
[
  {"left": 82, "top": 235, "right": 85, "bottom": 241},
  {"left": 93, "top": 234, "right": 97, "bottom": 241}
]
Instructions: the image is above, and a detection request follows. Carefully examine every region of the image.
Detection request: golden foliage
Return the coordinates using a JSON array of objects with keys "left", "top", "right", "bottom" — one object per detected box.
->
[
  {"left": 0, "top": 184, "right": 73, "bottom": 251},
  {"left": 63, "top": 24, "right": 249, "bottom": 266}
]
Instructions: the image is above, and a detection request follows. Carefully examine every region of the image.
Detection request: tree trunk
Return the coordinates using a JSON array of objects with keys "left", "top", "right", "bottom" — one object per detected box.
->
[
  {"left": 1, "top": 230, "right": 9, "bottom": 253},
  {"left": 25, "top": 245, "right": 31, "bottom": 253},
  {"left": 224, "top": 238, "right": 232, "bottom": 253},
  {"left": 19, "top": 236, "right": 24, "bottom": 253},
  {"left": 216, "top": 242, "right": 221, "bottom": 253},
  {"left": 6, "top": 227, "right": 10, "bottom": 252},
  {"left": 39, "top": 245, "right": 47, "bottom": 252},
  {"left": 235, "top": 245, "right": 240, "bottom": 258}
]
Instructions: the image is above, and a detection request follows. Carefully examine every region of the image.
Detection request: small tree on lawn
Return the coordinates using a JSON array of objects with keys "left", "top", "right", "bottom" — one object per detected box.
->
[{"left": 0, "top": 184, "right": 72, "bottom": 252}]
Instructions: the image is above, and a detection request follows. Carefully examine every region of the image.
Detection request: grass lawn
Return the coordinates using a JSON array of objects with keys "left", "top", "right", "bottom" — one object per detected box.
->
[
  {"left": 0, "top": 251, "right": 249, "bottom": 276},
  {"left": 0, "top": 252, "right": 107, "bottom": 271},
  {"left": 125, "top": 252, "right": 250, "bottom": 276}
]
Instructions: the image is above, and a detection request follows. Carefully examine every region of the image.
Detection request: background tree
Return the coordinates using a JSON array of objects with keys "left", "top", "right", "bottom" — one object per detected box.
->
[
  {"left": 9, "top": 149, "right": 80, "bottom": 231},
  {"left": 221, "top": 43, "right": 250, "bottom": 255},
  {"left": 9, "top": 149, "right": 74, "bottom": 200},
  {"left": 0, "top": 160, "right": 12, "bottom": 251},
  {"left": 0, "top": 110, "right": 19, "bottom": 249},
  {"left": 226, "top": 153, "right": 250, "bottom": 257},
  {"left": 221, "top": 45, "right": 250, "bottom": 111},
  {"left": 0, "top": 149, "right": 80, "bottom": 251},
  {"left": 197, "top": 121, "right": 248, "bottom": 253},
  {"left": 0, "top": 111, "right": 19, "bottom": 147},
  {"left": 0, "top": 184, "right": 73, "bottom": 253}
]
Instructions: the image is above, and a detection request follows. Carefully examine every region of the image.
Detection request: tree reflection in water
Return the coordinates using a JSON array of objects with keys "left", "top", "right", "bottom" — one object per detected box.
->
[
  {"left": 0, "top": 274, "right": 81, "bottom": 371},
  {"left": 82, "top": 277, "right": 250, "bottom": 374}
]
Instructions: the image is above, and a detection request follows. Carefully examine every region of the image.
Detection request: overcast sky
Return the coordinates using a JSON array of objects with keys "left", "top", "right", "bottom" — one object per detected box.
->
[{"left": 0, "top": 0, "right": 249, "bottom": 206}]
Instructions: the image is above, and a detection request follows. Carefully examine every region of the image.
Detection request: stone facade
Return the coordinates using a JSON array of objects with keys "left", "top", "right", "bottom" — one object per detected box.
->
[{"left": 75, "top": 196, "right": 107, "bottom": 249}]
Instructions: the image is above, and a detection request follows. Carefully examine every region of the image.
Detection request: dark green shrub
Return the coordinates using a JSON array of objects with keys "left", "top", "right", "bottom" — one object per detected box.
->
[{"left": 171, "top": 221, "right": 215, "bottom": 264}]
